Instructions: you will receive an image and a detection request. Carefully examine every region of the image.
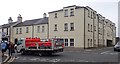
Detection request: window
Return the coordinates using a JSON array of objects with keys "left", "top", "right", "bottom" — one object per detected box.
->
[
  {"left": 91, "top": 25, "right": 92, "bottom": 32},
  {"left": 6, "top": 28, "right": 8, "bottom": 35},
  {"left": 70, "top": 9, "right": 74, "bottom": 16},
  {"left": 91, "top": 39, "right": 92, "bottom": 47},
  {"left": 93, "top": 13, "right": 96, "bottom": 19},
  {"left": 88, "top": 24, "right": 90, "bottom": 32},
  {"left": 88, "top": 10, "right": 90, "bottom": 17},
  {"left": 37, "top": 26, "right": 40, "bottom": 33},
  {"left": 42, "top": 26, "right": 45, "bottom": 32},
  {"left": 70, "top": 39, "right": 74, "bottom": 46},
  {"left": 64, "top": 23, "right": 68, "bottom": 31},
  {"left": 88, "top": 39, "right": 90, "bottom": 47},
  {"left": 55, "top": 13, "right": 57, "bottom": 18},
  {"left": 94, "top": 26, "right": 96, "bottom": 31},
  {"left": 65, "top": 39, "right": 68, "bottom": 46},
  {"left": 19, "top": 28, "right": 22, "bottom": 34},
  {"left": 54, "top": 24, "right": 57, "bottom": 31},
  {"left": 26, "top": 27, "right": 29, "bottom": 33},
  {"left": 16, "top": 28, "right": 18, "bottom": 34},
  {"left": 91, "top": 11, "right": 93, "bottom": 19},
  {"left": 70, "top": 23, "right": 74, "bottom": 31},
  {"left": 65, "top": 9, "right": 68, "bottom": 17}
]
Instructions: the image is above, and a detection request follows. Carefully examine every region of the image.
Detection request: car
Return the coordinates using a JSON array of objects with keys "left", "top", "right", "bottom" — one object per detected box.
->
[{"left": 114, "top": 41, "right": 120, "bottom": 52}]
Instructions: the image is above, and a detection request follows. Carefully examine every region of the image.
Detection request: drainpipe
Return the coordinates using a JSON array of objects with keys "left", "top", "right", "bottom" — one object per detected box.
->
[
  {"left": 47, "top": 23, "right": 49, "bottom": 39},
  {"left": 97, "top": 15, "right": 99, "bottom": 47},
  {"left": 84, "top": 8, "right": 86, "bottom": 49},
  {"left": 93, "top": 13, "right": 95, "bottom": 47},
  {"left": 32, "top": 25, "right": 34, "bottom": 38}
]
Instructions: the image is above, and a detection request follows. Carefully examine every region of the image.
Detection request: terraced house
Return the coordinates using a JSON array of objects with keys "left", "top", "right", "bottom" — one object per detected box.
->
[{"left": 0, "top": 5, "right": 116, "bottom": 48}]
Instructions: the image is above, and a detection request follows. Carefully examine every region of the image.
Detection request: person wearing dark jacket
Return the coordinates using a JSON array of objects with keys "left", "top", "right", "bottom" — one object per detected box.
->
[{"left": 8, "top": 41, "right": 14, "bottom": 56}]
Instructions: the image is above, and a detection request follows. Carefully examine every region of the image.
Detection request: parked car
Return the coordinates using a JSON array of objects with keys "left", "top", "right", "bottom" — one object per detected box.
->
[{"left": 114, "top": 41, "right": 120, "bottom": 51}]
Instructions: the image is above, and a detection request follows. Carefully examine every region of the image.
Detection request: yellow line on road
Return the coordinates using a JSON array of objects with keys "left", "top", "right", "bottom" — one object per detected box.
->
[{"left": 3, "top": 54, "right": 9, "bottom": 62}]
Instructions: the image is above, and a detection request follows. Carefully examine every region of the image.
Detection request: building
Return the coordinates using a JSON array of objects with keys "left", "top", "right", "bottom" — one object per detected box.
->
[
  {"left": 1, "top": 5, "right": 116, "bottom": 48},
  {"left": 0, "top": 26, "right": 2, "bottom": 42},
  {"left": 1, "top": 14, "right": 22, "bottom": 43},
  {"left": 48, "top": 5, "right": 116, "bottom": 48},
  {"left": 118, "top": 1, "right": 120, "bottom": 37},
  {"left": 13, "top": 13, "right": 48, "bottom": 43}
]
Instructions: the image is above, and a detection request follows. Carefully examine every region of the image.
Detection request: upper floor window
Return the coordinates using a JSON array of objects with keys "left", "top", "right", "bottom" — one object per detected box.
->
[
  {"left": 93, "top": 13, "right": 96, "bottom": 19},
  {"left": 19, "top": 28, "right": 22, "bottom": 34},
  {"left": 70, "top": 23, "right": 74, "bottom": 31},
  {"left": 54, "top": 24, "right": 57, "bottom": 31},
  {"left": 16, "top": 28, "right": 18, "bottom": 34},
  {"left": 55, "top": 13, "right": 57, "bottom": 18},
  {"left": 26, "top": 27, "right": 29, "bottom": 33},
  {"left": 88, "top": 10, "right": 90, "bottom": 18},
  {"left": 88, "top": 24, "right": 90, "bottom": 32},
  {"left": 37, "top": 26, "right": 40, "bottom": 33},
  {"left": 64, "top": 9, "right": 68, "bottom": 17},
  {"left": 70, "top": 9, "right": 74, "bottom": 16},
  {"left": 91, "top": 11, "right": 93, "bottom": 19},
  {"left": 94, "top": 26, "right": 96, "bottom": 31},
  {"left": 91, "top": 25, "right": 92, "bottom": 32},
  {"left": 64, "top": 23, "right": 68, "bottom": 31},
  {"left": 42, "top": 26, "right": 45, "bottom": 33},
  {"left": 6, "top": 28, "right": 8, "bottom": 35}
]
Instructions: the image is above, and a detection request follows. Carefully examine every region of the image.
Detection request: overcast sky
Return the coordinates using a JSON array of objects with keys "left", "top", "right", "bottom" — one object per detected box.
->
[{"left": 0, "top": 0, "right": 119, "bottom": 36}]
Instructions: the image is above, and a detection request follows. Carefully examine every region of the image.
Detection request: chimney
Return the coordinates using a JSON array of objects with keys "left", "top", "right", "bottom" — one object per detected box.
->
[
  {"left": 8, "top": 17, "right": 13, "bottom": 24},
  {"left": 43, "top": 13, "right": 47, "bottom": 18},
  {"left": 17, "top": 14, "right": 22, "bottom": 22}
]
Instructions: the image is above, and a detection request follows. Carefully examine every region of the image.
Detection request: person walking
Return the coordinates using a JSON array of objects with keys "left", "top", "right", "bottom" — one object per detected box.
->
[
  {"left": 1, "top": 41, "right": 7, "bottom": 57},
  {"left": 8, "top": 41, "right": 14, "bottom": 56}
]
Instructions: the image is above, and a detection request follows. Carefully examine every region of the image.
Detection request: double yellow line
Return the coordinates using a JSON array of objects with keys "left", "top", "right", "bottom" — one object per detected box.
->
[{"left": 3, "top": 54, "right": 15, "bottom": 64}]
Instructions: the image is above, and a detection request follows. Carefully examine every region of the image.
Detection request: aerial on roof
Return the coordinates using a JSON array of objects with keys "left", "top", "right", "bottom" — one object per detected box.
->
[{"left": 14, "top": 17, "right": 48, "bottom": 27}]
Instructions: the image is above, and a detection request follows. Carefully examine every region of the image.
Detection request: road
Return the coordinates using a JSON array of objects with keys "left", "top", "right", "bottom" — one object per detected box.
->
[{"left": 9, "top": 47, "right": 120, "bottom": 64}]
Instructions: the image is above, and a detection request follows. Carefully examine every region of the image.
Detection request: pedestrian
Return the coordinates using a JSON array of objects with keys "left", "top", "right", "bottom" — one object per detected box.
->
[
  {"left": 8, "top": 41, "right": 15, "bottom": 56},
  {"left": 1, "top": 41, "right": 7, "bottom": 57}
]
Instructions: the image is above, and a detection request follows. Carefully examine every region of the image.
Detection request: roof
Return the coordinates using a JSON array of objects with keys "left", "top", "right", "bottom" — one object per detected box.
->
[
  {"left": 14, "top": 17, "right": 48, "bottom": 27},
  {"left": 49, "top": 5, "right": 85, "bottom": 14},
  {"left": 2, "top": 22, "right": 17, "bottom": 28}
]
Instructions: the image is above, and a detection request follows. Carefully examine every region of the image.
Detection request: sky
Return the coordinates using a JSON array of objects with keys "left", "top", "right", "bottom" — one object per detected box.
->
[{"left": 0, "top": 0, "right": 119, "bottom": 36}]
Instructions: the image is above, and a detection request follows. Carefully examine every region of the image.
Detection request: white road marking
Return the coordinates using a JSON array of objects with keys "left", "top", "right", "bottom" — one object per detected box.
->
[
  {"left": 49, "top": 59, "right": 61, "bottom": 62},
  {"left": 100, "top": 51, "right": 118, "bottom": 55},
  {"left": 8, "top": 57, "right": 15, "bottom": 62},
  {"left": 30, "top": 58, "right": 40, "bottom": 61}
]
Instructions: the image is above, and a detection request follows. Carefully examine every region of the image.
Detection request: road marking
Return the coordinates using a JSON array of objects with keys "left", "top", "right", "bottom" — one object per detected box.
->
[
  {"left": 3, "top": 54, "right": 9, "bottom": 62},
  {"left": 8, "top": 56, "right": 15, "bottom": 62},
  {"left": 30, "top": 58, "right": 40, "bottom": 61},
  {"left": 100, "top": 51, "right": 118, "bottom": 55},
  {"left": 49, "top": 59, "right": 61, "bottom": 62},
  {"left": 101, "top": 51, "right": 110, "bottom": 54}
]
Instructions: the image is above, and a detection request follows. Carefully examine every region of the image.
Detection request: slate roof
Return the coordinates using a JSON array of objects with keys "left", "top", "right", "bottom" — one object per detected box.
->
[
  {"left": 2, "top": 22, "right": 17, "bottom": 28},
  {"left": 14, "top": 17, "right": 48, "bottom": 27}
]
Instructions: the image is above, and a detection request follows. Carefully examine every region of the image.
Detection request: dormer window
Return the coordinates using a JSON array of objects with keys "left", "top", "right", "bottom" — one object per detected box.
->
[
  {"left": 64, "top": 9, "right": 68, "bottom": 17},
  {"left": 70, "top": 9, "right": 74, "bottom": 16},
  {"left": 55, "top": 13, "right": 57, "bottom": 18}
]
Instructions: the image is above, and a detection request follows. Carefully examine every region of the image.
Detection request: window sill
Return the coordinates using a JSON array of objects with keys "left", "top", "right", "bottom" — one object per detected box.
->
[
  {"left": 64, "top": 30, "right": 68, "bottom": 31},
  {"left": 70, "top": 15, "right": 74, "bottom": 16},
  {"left": 54, "top": 30, "right": 58, "bottom": 31},
  {"left": 64, "top": 16, "right": 68, "bottom": 17},
  {"left": 70, "top": 30, "right": 74, "bottom": 31}
]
